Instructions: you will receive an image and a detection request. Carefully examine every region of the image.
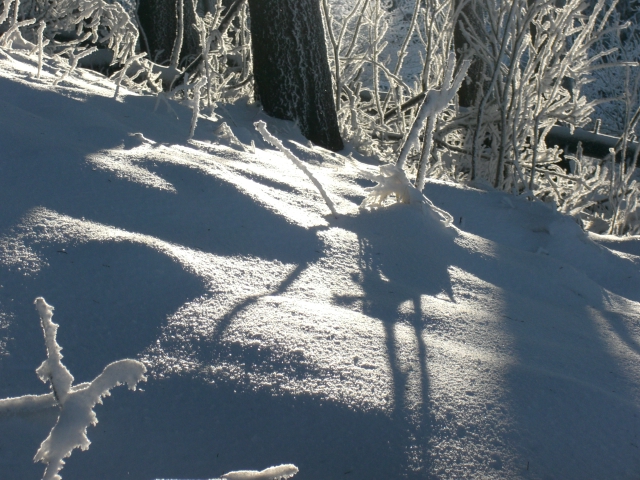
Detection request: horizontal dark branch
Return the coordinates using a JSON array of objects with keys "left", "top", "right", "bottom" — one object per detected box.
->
[{"left": 545, "top": 126, "right": 639, "bottom": 161}]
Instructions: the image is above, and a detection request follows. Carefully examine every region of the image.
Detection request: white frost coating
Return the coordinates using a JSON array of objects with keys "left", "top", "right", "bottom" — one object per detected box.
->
[
  {"left": 5, "top": 298, "right": 149, "bottom": 480},
  {"left": 34, "top": 359, "right": 146, "bottom": 480},
  {"left": 360, "top": 164, "right": 454, "bottom": 226},
  {"left": 189, "top": 78, "right": 206, "bottom": 140},
  {"left": 361, "top": 163, "right": 420, "bottom": 207},
  {"left": 221, "top": 464, "right": 299, "bottom": 480},
  {"left": 255, "top": 120, "right": 338, "bottom": 218},
  {"left": 34, "top": 298, "right": 74, "bottom": 404},
  {"left": 0, "top": 392, "right": 58, "bottom": 412},
  {"left": 396, "top": 54, "right": 471, "bottom": 171}
]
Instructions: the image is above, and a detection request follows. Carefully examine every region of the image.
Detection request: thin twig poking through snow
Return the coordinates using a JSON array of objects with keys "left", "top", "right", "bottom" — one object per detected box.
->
[
  {"left": 189, "top": 78, "right": 206, "bottom": 139},
  {"left": 254, "top": 120, "right": 339, "bottom": 218},
  {"left": 0, "top": 298, "right": 147, "bottom": 480},
  {"left": 221, "top": 464, "right": 299, "bottom": 480}
]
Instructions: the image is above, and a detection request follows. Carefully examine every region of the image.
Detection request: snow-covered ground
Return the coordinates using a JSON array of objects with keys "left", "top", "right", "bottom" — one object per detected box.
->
[{"left": 1, "top": 48, "right": 640, "bottom": 480}]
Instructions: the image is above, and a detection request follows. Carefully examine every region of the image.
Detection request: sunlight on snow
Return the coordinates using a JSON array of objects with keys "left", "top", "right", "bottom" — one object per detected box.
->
[
  {"left": 81, "top": 139, "right": 361, "bottom": 229},
  {"left": 0, "top": 208, "right": 394, "bottom": 411},
  {"left": 0, "top": 49, "right": 125, "bottom": 100},
  {"left": 588, "top": 304, "right": 640, "bottom": 401}
]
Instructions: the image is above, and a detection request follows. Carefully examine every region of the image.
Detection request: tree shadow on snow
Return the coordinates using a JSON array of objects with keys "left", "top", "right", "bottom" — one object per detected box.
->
[
  {"left": 335, "top": 205, "right": 456, "bottom": 476},
  {"left": 0, "top": 240, "right": 206, "bottom": 396},
  {"left": 59, "top": 377, "right": 417, "bottom": 480}
]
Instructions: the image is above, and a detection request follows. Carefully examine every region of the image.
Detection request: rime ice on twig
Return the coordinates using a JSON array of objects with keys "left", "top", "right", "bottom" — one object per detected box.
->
[
  {"left": 255, "top": 120, "right": 338, "bottom": 218},
  {"left": 34, "top": 359, "right": 146, "bottom": 480},
  {"left": 396, "top": 53, "right": 471, "bottom": 190},
  {"left": 34, "top": 298, "right": 74, "bottom": 404},
  {"left": 221, "top": 464, "right": 299, "bottom": 480},
  {"left": 0, "top": 298, "right": 147, "bottom": 480}
]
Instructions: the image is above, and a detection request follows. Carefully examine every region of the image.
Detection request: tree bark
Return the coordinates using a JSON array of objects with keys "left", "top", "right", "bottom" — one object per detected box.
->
[
  {"left": 453, "top": 0, "right": 484, "bottom": 108},
  {"left": 247, "top": 0, "right": 344, "bottom": 151},
  {"left": 138, "top": 0, "right": 200, "bottom": 66}
]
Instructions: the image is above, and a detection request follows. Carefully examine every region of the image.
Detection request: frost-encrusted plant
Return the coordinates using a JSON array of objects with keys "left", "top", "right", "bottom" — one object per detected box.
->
[
  {"left": 193, "top": 0, "right": 252, "bottom": 108},
  {"left": 360, "top": 162, "right": 455, "bottom": 225},
  {"left": 0, "top": 0, "right": 251, "bottom": 103},
  {"left": 1, "top": 0, "right": 140, "bottom": 88},
  {"left": 158, "top": 0, "right": 252, "bottom": 138},
  {"left": 396, "top": 52, "right": 470, "bottom": 189},
  {"left": 361, "top": 163, "right": 423, "bottom": 207},
  {"left": 321, "top": 0, "right": 457, "bottom": 158},
  {"left": 445, "top": 0, "right": 633, "bottom": 191},
  {"left": 583, "top": 2, "right": 640, "bottom": 136},
  {"left": 0, "top": 297, "right": 146, "bottom": 480}
]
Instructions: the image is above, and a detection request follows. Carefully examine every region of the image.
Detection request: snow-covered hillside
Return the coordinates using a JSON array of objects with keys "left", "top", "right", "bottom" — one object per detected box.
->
[{"left": 1, "top": 49, "right": 640, "bottom": 480}]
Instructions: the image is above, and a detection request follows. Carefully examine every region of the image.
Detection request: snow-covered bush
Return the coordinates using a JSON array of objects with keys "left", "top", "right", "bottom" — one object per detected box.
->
[
  {"left": 322, "top": 0, "right": 458, "bottom": 162},
  {"left": 0, "top": 0, "right": 251, "bottom": 102},
  {"left": 0, "top": 0, "right": 139, "bottom": 80},
  {"left": 0, "top": 298, "right": 146, "bottom": 480},
  {"left": 583, "top": 2, "right": 640, "bottom": 136},
  {"left": 323, "top": 0, "right": 640, "bottom": 235},
  {"left": 443, "top": 0, "right": 628, "bottom": 191}
]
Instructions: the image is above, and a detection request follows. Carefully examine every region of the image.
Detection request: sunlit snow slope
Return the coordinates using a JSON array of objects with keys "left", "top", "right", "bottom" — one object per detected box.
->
[{"left": 1, "top": 49, "right": 639, "bottom": 480}]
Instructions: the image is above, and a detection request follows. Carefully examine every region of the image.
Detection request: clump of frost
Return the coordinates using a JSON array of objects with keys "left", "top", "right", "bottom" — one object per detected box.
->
[
  {"left": 0, "top": 298, "right": 146, "bottom": 480},
  {"left": 255, "top": 120, "right": 338, "bottom": 218},
  {"left": 221, "top": 464, "right": 299, "bottom": 480},
  {"left": 361, "top": 163, "right": 421, "bottom": 207},
  {"left": 361, "top": 163, "right": 453, "bottom": 227}
]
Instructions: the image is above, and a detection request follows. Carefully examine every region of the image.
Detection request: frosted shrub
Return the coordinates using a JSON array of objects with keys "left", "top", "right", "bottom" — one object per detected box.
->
[
  {"left": 0, "top": 0, "right": 251, "bottom": 102},
  {"left": 396, "top": 52, "right": 470, "bottom": 190},
  {"left": 583, "top": 3, "right": 640, "bottom": 136},
  {"left": 0, "top": 298, "right": 146, "bottom": 480},
  {"left": 156, "top": 0, "right": 252, "bottom": 138},
  {"left": 192, "top": 1, "right": 252, "bottom": 107},
  {"left": 322, "top": 0, "right": 458, "bottom": 160},
  {"left": 446, "top": 0, "right": 620, "bottom": 189},
  {"left": 7, "top": 0, "right": 138, "bottom": 67}
]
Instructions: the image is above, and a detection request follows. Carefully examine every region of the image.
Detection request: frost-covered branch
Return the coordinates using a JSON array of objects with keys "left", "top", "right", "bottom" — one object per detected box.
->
[
  {"left": 34, "top": 298, "right": 74, "bottom": 404},
  {"left": 255, "top": 120, "right": 338, "bottom": 218},
  {"left": 396, "top": 53, "right": 470, "bottom": 189},
  {"left": 221, "top": 464, "right": 299, "bottom": 480},
  {"left": 0, "top": 298, "right": 146, "bottom": 480}
]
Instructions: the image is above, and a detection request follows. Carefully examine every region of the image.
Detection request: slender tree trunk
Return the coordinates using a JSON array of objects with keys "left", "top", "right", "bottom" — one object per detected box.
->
[
  {"left": 247, "top": 0, "right": 344, "bottom": 151},
  {"left": 138, "top": 0, "right": 200, "bottom": 66},
  {"left": 453, "top": 0, "right": 484, "bottom": 108}
]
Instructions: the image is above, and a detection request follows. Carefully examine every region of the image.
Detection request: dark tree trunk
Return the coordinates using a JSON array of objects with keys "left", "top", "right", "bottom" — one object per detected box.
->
[
  {"left": 138, "top": 0, "right": 201, "bottom": 66},
  {"left": 247, "top": 0, "right": 344, "bottom": 151},
  {"left": 453, "top": 0, "right": 484, "bottom": 108}
]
